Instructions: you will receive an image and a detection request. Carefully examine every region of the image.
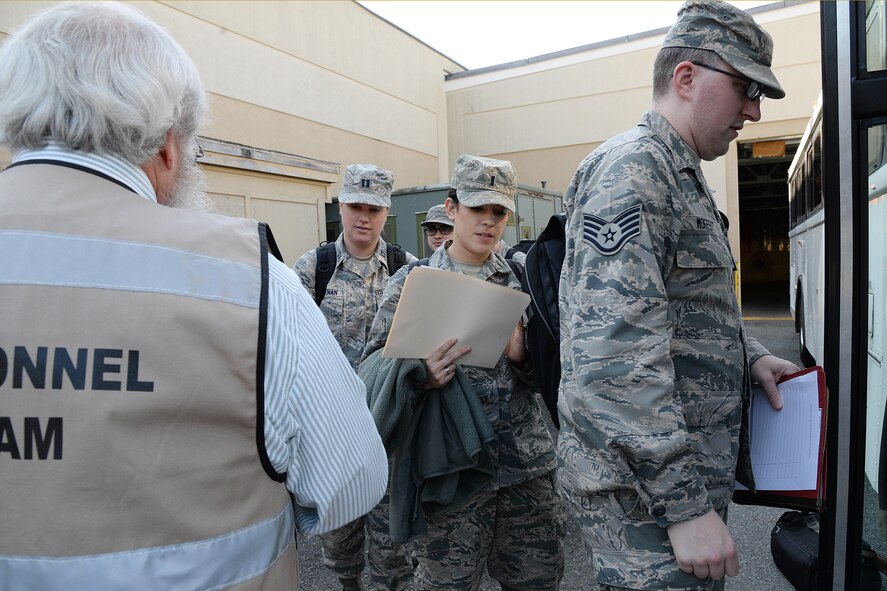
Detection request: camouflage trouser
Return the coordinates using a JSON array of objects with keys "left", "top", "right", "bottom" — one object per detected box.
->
[
  {"left": 321, "top": 490, "right": 414, "bottom": 591},
  {"left": 566, "top": 490, "right": 728, "bottom": 591},
  {"left": 411, "top": 471, "right": 564, "bottom": 591}
]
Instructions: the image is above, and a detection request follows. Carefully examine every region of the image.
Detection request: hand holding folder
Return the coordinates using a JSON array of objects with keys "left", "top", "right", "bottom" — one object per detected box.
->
[
  {"left": 733, "top": 366, "right": 828, "bottom": 511},
  {"left": 382, "top": 266, "right": 530, "bottom": 369}
]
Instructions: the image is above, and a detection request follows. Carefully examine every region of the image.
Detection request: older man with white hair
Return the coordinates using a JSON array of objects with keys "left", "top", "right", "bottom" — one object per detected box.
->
[{"left": 0, "top": 3, "right": 387, "bottom": 589}]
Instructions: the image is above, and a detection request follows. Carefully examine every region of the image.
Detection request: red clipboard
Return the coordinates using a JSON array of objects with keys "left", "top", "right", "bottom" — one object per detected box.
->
[{"left": 732, "top": 366, "right": 827, "bottom": 511}]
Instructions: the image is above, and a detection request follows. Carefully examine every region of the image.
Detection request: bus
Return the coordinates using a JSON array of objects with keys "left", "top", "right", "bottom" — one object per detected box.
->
[
  {"left": 864, "top": 27, "right": 887, "bottom": 550},
  {"left": 788, "top": 94, "right": 825, "bottom": 368},
  {"left": 865, "top": 110, "right": 887, "bottom": 535},
  {"left": 859, "top": 3, "right": 887, "bottom": 582}
]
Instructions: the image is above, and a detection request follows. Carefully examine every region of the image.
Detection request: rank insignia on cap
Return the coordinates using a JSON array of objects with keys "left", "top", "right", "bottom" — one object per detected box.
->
[
  {"left": 583, "top": 204, "right": 642, "bottom": 255},
  {"left": 361, "top": 179, "right": 371, "bottom": 188}
]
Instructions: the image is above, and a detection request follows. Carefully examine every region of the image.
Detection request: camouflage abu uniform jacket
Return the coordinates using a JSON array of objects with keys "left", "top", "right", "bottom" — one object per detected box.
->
[
  {"left": 363, "top": 246, "right": 556, "bottom": 487},
  {"left": 558, "top": 110, "right": 769, "bottom": 527},
  {"left": 293, "top": 234, "right": 416, "bottom": 369}
]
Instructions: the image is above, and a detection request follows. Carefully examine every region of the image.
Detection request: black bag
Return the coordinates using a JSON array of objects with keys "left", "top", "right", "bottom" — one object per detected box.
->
[
  {"left": 771, "top": 511, "right": 820, "bottom": 590},
  {"left": 520, "top": 212, "right": 566, "bottom": 429},
  {"left": 771, "top": 510, "right": 883, "bottom": 590},
  {"left": 503, "top": 239, "right": 535, "bottom": 259}
]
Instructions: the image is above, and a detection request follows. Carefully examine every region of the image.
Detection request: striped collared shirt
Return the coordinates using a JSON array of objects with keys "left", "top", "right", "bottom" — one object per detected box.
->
[
  {"left": 9, "top": 145, "right": 388, "bottom": 535},
  {"left": 14, "top": 143, "right": 157, "bottom": 202}
]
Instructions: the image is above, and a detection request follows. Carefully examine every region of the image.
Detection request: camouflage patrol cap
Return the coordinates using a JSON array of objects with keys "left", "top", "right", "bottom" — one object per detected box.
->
[
  {"left": 338, "top": 164, "right": 393, "bottom": 207},
  {"left": 421, "top": 204, "right": 453, "bottom": 227},
  {"left": 451, "top": 154, "right": 516, "bottom": 212},
  {"left": 662, "top": 0, "right": 785, "bottom": 99}
]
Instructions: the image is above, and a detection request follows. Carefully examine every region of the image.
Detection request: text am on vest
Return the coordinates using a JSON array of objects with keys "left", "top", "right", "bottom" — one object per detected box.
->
[{"left": 0, "top": 345, "right": 154, "bottom": 460}]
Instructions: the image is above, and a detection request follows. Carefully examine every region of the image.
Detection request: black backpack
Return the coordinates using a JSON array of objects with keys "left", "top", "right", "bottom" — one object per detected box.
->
[
  {"left": 314, "top": 241, "right": 408, "bottom": 306},
  {"left": 520, "top": 212, "right": 566, "bottom": 429},
  {"left": 503, "top": 239, "right": 535, "bottom": 260}
]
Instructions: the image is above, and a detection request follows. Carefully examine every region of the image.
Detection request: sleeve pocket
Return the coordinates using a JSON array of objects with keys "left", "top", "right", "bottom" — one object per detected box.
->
[{"left": 674, "top": 229, "right": 734, "bottom": 270}]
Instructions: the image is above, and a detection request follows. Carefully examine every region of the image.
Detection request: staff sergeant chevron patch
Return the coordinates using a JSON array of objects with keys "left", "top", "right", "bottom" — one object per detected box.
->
[{"left": 582, "top": 204, "right": 643, "bottom": 255}]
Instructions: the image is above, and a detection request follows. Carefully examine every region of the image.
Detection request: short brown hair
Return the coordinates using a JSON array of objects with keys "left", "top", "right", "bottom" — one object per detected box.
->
[{"left": 652, "top": 47, "right": 719, "bottom": 100}]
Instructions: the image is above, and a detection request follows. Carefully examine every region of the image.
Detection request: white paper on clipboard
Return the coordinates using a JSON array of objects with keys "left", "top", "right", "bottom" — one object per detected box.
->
[
  {"left": 746, "top": 370, "right": 821, "bottom": 490},
  {"left": 382, "top": 266, "right": 530, "bottom": 368}
]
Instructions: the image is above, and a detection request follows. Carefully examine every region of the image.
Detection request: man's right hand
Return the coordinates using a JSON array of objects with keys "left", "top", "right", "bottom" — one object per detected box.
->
[{"left": 666, "top": 509, "right": 739, "bottom": 580}]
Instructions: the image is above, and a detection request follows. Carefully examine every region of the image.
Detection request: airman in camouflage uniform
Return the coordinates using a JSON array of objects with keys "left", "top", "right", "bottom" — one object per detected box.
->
[
  {"left": 363, "top": 155, "right": 563, "bottom": 591},
  {"left": 294, "top": 234, "right": 413, "bottom": 370},
  {"left": 293, "top": 164, "right": 416, "bottom": 591},
  {"left": 421, "top": 204, "right": 454, "bottom": 255},
  {"left": 557, "top": 2, "right": 798, "bottom": 590}
]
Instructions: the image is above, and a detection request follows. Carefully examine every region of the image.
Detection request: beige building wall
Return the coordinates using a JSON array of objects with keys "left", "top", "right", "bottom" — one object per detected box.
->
[
  {"left": 148, "top": 1, "right": 462, "bottom": 186},
  {"left": 1, "top": 1, "right": 821, "bottom": 267},
  {"left": 444, "top": 2, "right": 822, "bottom": 268},
  {"left": 197, "top": 137, "right": 340, "bottom": 265},
  {"left": 0, "top": 1, "right": 463, "bottom": 264}
]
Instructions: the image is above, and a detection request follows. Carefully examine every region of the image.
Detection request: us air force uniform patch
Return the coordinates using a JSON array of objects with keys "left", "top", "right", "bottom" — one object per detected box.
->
[{"left": 582, "top": 204, "right": 642, "bottom": 255}]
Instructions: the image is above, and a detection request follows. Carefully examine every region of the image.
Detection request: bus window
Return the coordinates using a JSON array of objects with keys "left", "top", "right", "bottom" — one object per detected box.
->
[
  {"left": 799, "top": 160, "right": 809, "bottom": 222},
  {"left": 866, "top": 0, "right": 887, "bottom": 72},
  {"left": 806, "top": 151, "right": 815, "bottom": 216},
  {"left": 812, "top": 133, "right": 823, "bottom": 210}
]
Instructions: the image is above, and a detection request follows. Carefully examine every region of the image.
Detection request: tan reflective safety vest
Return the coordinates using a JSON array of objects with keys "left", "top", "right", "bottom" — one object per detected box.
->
[{"left": 0, "top": 163, "right": 298, "bottom": 590}]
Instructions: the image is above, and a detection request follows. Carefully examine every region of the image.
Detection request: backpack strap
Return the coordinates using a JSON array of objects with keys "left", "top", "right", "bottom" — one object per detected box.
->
[
  {"left": 386, "top": 243, "right": 408, "bottom": 276},
  {"left": 505, "top": 257, "right": 523, "bottom": 284},
  {"left": 504, "top": 246, "right": 517, "bottom": 260},
  {"left": 316, "top": 242, "right": 407, "bottom": 306},
  {"left": 407, "top": 257, "right": 430, "bottom": 271},
  {"left": 313, "top": 241, "right": 337, "bottom": 306}
]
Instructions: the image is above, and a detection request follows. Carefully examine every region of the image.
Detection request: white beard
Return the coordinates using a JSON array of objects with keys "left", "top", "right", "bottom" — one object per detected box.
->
[{"left": 162, "top": 153, "right": 213, "bottom": 212}]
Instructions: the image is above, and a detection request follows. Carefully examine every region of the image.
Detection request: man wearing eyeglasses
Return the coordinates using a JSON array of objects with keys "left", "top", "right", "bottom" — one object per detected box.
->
[
  {"left": 421, "top": 204, "right": 454, "bottom": 256},
  {"left": 558, "top": 1, "right": 799, "bottom": 590}
]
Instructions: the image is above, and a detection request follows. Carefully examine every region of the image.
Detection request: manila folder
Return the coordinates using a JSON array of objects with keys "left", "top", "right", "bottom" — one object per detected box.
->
[{"left": 382, "top": 266, "right": 530, "bottom": 369}]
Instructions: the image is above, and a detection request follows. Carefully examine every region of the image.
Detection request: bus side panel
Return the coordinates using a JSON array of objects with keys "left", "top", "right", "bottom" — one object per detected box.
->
[{"left": 865, "top": 194, "right": 887, "bottom": 492}]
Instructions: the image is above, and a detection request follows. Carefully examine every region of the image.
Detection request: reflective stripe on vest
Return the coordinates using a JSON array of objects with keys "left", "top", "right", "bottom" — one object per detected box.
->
[
  {"left": 0, "top": 230, "right": 261, "bottom": 307},
  {"left": 0, "top": 503, "right": 295, "bottom": 591}
]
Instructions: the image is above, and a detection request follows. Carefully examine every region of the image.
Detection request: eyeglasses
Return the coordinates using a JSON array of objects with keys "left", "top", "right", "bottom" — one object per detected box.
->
[
  {"left": 690, "top": 61, "right": 763, "bottom": 102},
  {"left": 423, "top": 224, "right": 453, "bottom": 236}
]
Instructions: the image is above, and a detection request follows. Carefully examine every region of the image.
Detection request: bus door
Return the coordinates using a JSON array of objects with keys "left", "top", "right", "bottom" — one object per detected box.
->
[{"left": 822, "top": 2, "right": 887, "bottom": 589}]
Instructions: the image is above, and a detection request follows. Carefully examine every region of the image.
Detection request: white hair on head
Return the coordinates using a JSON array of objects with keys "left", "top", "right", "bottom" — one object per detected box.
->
[{"left": 0, "top": 1, "right": 207, "bottom": 165}]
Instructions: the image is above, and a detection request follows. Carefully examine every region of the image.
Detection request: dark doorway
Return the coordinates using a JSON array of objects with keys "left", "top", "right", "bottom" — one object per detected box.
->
[{"left": 737, "top": 139, "right": 799, "bottom": 312}]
